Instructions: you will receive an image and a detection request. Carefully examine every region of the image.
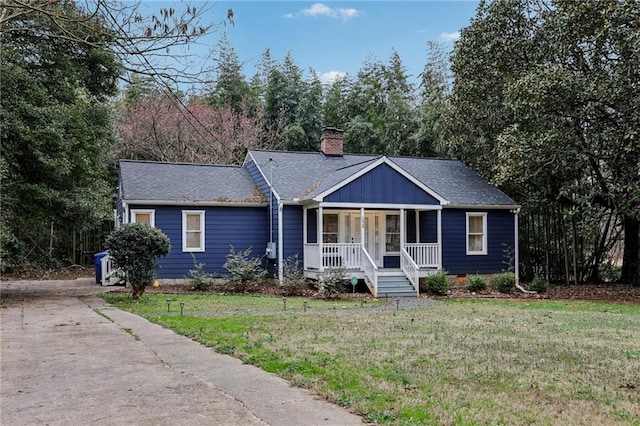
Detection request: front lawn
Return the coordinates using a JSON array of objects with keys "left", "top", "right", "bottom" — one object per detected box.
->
[{"left": 102, "top": 294, "right": 640, "bottom": 425}]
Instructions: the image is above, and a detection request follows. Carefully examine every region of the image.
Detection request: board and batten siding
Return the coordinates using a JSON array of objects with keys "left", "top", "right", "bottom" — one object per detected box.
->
[
  {"left": 128, "top": 204, "right": 268, "bottom": 278},
  {"left": 441, "top": 209, "right": 515, "bottom": 274},
  {"left": 324, "top": 163, "right": 440, "bottom": 205},
  {"left": 419, "top": 210, "right": 438, "bottom": 244}
]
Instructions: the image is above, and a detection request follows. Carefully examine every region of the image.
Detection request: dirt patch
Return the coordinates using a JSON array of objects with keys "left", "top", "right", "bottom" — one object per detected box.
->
[{"left": 1, "top": 265, "right": 94, "bottom": 281}]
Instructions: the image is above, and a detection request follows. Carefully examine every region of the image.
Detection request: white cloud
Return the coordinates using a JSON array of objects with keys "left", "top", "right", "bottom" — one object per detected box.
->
[
  {"left": 439, "top": 31, "right": 461, "bottom": 42},
  {"left": 319, "top": 71, "right": 347, "bottom": 84},
  {"left": 287, "top": 3, "right": 362, "bottom": 21}
]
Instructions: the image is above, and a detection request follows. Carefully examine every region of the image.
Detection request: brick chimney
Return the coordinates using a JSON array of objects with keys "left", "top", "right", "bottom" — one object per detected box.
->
[{"left": 320, "top": 127, "right": 344, "bottom": 157}]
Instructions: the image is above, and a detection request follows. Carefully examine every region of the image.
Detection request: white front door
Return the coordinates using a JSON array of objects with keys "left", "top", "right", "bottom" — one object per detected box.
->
[{"left": 353, "top": 213, "right": 383, "bottom": 267}]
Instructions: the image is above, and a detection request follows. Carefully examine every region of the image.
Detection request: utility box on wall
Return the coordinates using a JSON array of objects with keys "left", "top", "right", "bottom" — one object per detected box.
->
[{"left": 266, "top": 242, "right": 277, "bottom": 259}]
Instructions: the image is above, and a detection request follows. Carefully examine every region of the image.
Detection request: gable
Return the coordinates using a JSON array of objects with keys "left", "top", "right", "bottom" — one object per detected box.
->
[{"left": 324, "top": 163, "right": 440, "bottom": 205}]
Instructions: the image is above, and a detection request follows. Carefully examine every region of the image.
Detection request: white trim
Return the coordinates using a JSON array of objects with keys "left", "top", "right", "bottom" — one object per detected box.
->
[
  {"left": 313, "top": 156, "right": 449, "bottom": 205},
  {"left": 246, "top": 151, "right": 282, "bottom": 202},
  {"left": 182, "top": 210, "right": 205, "bottom": 252},
  {"left": 124, "top": 202, "right": 129, "bottom": 224},
  {"left": 446, "top": 204, "right": 519, "bottom": 210},
  {"left": 122, "top": 200, "right": 266, "bottom": 208},
  {"left": 466, "top": 212, "right": 487, "bottom": 255},
  {"left": 303, "top": 206, "right": 308, "bottom": 245},
  {"left": 319, "top": 202, "right": 442, "bottom": 210},
  {"left": 437, "top": 209, "right": 442, "bottom": 265},
  {"left": 130, "top": 209, "right": 155, "bottom": 227},
  {"left": 514, "top": 208, "right": 520, "bottom": 286}
]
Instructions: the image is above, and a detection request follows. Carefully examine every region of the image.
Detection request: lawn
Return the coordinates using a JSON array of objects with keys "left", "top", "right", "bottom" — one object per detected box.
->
[{"left": 102, "top": 293, "right": 640, "bottom": 425}]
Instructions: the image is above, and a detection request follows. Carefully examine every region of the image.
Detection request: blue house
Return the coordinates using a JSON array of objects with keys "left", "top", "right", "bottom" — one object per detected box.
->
[{"left": 117, "top": 128, "right": 519, "bottom": 297}]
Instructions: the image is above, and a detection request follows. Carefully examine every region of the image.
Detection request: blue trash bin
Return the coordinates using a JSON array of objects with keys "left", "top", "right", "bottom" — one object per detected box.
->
[{"left": 93, "top": 251, "right": 109, "bottom": 284}]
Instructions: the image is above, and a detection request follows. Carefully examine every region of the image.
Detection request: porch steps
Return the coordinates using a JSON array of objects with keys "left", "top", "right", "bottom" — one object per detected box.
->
[{"left": 376, "top": 274, "right": 417, "bottom": 298}]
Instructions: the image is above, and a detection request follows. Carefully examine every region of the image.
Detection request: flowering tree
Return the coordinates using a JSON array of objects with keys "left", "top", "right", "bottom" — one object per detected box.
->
[{"left": 116, "top": 93, "right": 270, "bottom": 165}]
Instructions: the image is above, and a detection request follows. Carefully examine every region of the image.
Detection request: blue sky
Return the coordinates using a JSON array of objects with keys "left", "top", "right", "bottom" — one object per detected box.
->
[{"left": 147, "top": 1, "right": 480, "bottom": 86}]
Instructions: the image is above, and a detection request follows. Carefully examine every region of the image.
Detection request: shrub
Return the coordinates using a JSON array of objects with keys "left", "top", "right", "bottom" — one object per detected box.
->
[
  {"left": 188, "top": 254, "right": 217, "bottom": 291},
  {"left": 105, "top": 223, "right": 171, "bottom": 299},
  {"left": 466, "top": 275, "right": 488, "bottom": 292},
  {"left": 281, "top": 254, "right": 309, "bottom": 296},
  {"left": 223, "top": 246, "right": 267, "bottom": 291},
  {"left": 317, "top": 266, "right": 348, "bottom": 298},
  {"left": 493, "top": 272, "right": 516, "bottom": 293},
  {"left": 425, "top": 270, "right": 448, "bottom": 295},
  {"left": 529, "top": 275, "right": 549, "bottom": 293}
]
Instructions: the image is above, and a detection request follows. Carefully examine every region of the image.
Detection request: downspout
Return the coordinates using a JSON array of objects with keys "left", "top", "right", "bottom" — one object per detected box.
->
[
  {"left": 278, "top": 201, "right": 284, "bottom": 282},
  {"left": 514, "top": 207, "right": 535, "bottom": 294}
]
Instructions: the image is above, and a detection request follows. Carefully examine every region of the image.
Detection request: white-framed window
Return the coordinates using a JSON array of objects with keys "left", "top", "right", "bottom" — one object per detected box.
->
[
  {"left": 385, "top": 214, "right": 400, "bottom": 253},
  {"left": 466, "top": 212, "right": 487, "bottom": 255},
  {"left": 182, "top": 210, "right": 205, "bottom": 252},
  {"left": 322, "top": 213, "right": 339, "bottom": 243},
  {"left": 131, "top": 209, "right": 155, "bottom": 227}
]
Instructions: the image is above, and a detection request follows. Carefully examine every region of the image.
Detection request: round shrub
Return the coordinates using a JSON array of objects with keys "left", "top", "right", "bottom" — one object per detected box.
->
[
  {"left": 529, "top": 275, "right": 549, "bottom": 293},
  {"left": 466, "top": 275, "right": 488, "bottom": 292},
  {"left": 493, "top": 272, "right": 516, "bottom": 293},
  {"left": 105, "top": 223, "right": 171, "bottom": 299},
  {"left": 425, "top": 271, "right": 448, "bottom": 295}
]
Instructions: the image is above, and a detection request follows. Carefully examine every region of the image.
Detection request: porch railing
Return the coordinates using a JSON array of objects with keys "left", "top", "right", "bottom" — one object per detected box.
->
[
  {"left": 304, "top": 243, "right": 362, "bottom": 270},
  {"left": 100, "top": 253, "right": 122, "bottom": 286},
  {"left": 361, "top": 247, "right": 379, "bottom": 297},
  {"left": 400, "top": 248, "right": 420, "bottom": 296},
  {"left": 404, "top": 243, "right": 440, "bottom": 268}
]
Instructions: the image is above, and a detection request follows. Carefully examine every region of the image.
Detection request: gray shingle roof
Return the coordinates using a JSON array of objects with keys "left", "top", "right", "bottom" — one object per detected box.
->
[
  {"left": 119, "top": 160, "right": 266, "bottom": 204},
  {"left": 248, "top": 150, "right": 517, "bottom": 206}
]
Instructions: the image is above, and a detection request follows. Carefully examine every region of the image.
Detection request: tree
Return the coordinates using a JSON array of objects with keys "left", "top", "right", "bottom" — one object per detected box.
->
[
  {"left": 105, "top": 223, "right": 170, "bottom": 299},
  {"left": 1, "top": 0, "right": 120, "bottom": 270},
  {"left": 448, "top": 0, "right": 640, "bottom": 284},
  {"left": 207, "top": 33, "right": 252, "bottom": 114},
  {"left": 0, "top": 0, "right": 231, "bottom": 87},
  {"left": 323, "top": 75, "right": 350, "bottom": 129}
]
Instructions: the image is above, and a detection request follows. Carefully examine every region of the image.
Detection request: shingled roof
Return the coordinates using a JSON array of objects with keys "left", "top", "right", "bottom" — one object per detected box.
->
[
  {"left": 119, "top": 160, "right": 266, "bottom": 205},
  {"left": 247, "top": 150, "right": 517, "bottom": 207}
]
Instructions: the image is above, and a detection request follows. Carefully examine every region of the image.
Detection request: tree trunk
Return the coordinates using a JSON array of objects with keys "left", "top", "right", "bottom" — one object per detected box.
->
[{"left": 620, "top": 215, "right": 639, "bottom": 286}]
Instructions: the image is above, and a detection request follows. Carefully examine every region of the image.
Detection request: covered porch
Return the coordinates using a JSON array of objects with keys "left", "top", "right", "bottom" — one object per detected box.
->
[{"left": 302, "top": 205, "right": 442, "bottom": 297}]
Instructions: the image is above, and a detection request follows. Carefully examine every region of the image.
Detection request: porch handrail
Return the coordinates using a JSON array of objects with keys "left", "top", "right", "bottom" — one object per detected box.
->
[
  {"left": 361, "top": 247, "right": 378, "bottom": 297},
  {"left": 404, "top": 243, "right": 440, "bottom": 268},
  {"left": 400, "top": 248, "right": 420, "bottom": 296}
]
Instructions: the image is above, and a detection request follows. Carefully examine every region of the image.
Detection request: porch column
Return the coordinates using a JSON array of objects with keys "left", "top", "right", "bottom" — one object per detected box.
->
[
  {"left": 400, "top": 208, "right": 405, "bottom": 249},
  {"left": 303, "top": 206, "right": 307, "bottom": 245},
  {"left": 437, "top": 209, "right": 442, "bottom": 268},
  {"left": 318, "top": 206, "right": 324, "bottom": 271},
  {"left": 360, "top": 208, "right": 365, "bottom": 250},
  {"left": 415, "top": 210, "right": 420, "bottom": 243},
  {"left": 514, "top": 209, "right": 520, "bottom": 286}
]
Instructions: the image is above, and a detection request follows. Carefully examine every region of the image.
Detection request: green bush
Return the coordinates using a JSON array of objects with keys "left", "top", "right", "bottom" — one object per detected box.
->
[
  {"left": 529, "top": 275, "right": 549, "bottom": 293},
  {"left": 105, "top": 223, "right": 171, "bottom": 299},
  {"left": 318, "top": 266, "right": 348, "bottom": 298},
  {"left": 223, "top": 246, "right": 267, "bottom": 291},
  {"left": 281, "top": 254, "right": 309, "bottom": 296},
  {"left": 493, "top": 272, "right": 516, "bottom": 293},
  {"left": 425, "top": 270, "right": 448, "bottom": 295},
  {"left": 466, "top": 275, "right": 488, "bottom": 292},
  {"left": 187, "top": 254, "right": 218, "bottom": 291}
]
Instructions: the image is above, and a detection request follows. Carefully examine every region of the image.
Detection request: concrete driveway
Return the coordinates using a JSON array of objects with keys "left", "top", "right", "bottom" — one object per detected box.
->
[{"left": 0, "top": 279, "right": 364, "bottom": 425}]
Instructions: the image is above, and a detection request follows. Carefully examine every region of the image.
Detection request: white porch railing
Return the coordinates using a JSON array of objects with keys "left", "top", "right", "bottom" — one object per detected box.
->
[
  {"left": 404, "top": 243, "right": 440, "bottom": 268},
  {"left": 304, "top": 243, "right": 362, "bottom": 269},
  {"left": 400, "top": 248, "right": 420, "bottom": 296},
  {"left": 361, "top": 247, "right": 379, "bottom": 297},
  {"left": 100, "top": 253, "right": 122, "bottom": 286}
]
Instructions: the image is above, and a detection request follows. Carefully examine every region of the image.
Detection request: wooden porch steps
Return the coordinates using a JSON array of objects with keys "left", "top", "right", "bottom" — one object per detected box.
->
[{"left": 376, "top": 274, "right": 417, "bottom": 298}]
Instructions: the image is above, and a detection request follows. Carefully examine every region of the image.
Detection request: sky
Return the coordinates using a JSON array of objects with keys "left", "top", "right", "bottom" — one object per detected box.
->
[{"left": 145, "top": 1, "right": 481, "bottom": 86}]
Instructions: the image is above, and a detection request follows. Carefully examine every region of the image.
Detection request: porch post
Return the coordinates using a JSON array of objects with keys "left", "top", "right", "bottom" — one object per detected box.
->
[
  {"left": 360, "top": 208, "right": 365, "bottom": 250},
  {"left": 318, "top": 206, "right": 323, "bottom": 271},
  {"left": 303, "top": 206, "right": 307, "bottom": 245},
  {"left": 514, "top": 209, "right": 520, "bottom": 286},
  {"left": 400, "top": 208, "right": 405, "bottom": 249},
  {"left": 437, "top": 209, "right": 442, "bottom": 269},
  {"left": 415, "top": 210, "right": 420, "bottom": 243},
  {"left": 278, "top": 202, "right": 284, "bottom": 282}
]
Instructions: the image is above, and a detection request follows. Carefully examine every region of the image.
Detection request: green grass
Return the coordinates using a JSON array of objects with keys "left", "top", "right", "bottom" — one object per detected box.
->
[{"left": 103, "top": 294, "right": 640, "bottom": 425}]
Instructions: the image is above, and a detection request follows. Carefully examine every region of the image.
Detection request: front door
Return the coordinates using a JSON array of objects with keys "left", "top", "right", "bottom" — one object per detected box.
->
[{"left": 352, "top": 213, "right": 383, "bottom": 267}]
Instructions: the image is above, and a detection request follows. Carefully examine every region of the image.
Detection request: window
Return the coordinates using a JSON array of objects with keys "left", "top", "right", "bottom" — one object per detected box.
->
[
  {"left": 466, "top": 213, "right": 487, "bottom": 255},
  {"left": 182, "top": 211, "right": 205, "bottom": 252},
  {"left": 385, "top": 214, "right": 400, "bottom": 253},
  {"left": 323, "top": 213, "right": 339, "bottom": 243},
  {"left": 131, "top": 209, "right": 155, "bottom": 227}
]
